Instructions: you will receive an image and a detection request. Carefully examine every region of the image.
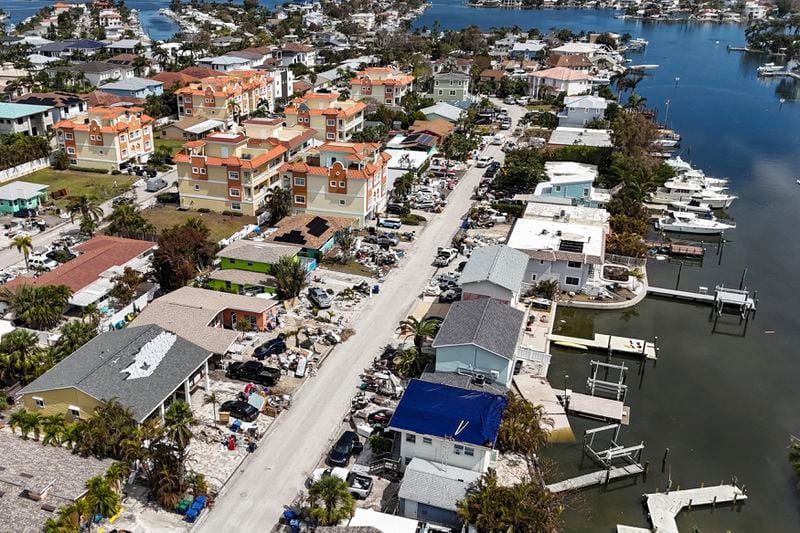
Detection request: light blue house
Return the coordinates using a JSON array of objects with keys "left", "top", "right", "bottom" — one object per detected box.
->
[
  {"left": 431, "top": 298, "right": 524, "bottom": 388},
  {"left": 99, "top": 77, "right": 164, "bottom": 99},
  {"left": 534, "top": 161, "right": 609, "bottom": 208}
]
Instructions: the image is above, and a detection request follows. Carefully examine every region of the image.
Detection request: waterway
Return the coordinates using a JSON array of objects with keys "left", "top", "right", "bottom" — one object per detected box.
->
[{"left": 418, "top": 2, "right": 800, "bottom": 531}]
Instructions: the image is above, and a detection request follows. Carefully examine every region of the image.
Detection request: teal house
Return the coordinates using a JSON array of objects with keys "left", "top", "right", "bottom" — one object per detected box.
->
[
  {"left": 533, "top": 162, "right": 609, "bottom": 208},
  {"left": 0, "top": 181, "right": 49, "bottom": 214},
  {"left": 210, "top": 240, "right": 302, "bottom": 295}
]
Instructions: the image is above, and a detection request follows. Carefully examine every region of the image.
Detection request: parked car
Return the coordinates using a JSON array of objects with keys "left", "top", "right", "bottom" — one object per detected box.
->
[
  {"left": 308, "top": 287, "right": 332, "bottom": 309},
  {"left": 28, "top": 255, "right": 59, "bottom": 271},
  {"left": 476, "top": 156, "right": 494, "bottom": 168},
  {"left": 253, "top": 335, "right": 287, "bottom": 360},
  {"left": 386, "top": 203, "right": 408, "bottom": 215},
  {"left": 377, "top": 217, "right": 402, "bottom": 229},
  {"left": 327, "top": 430, "right": 363, "bottom": 467},
  {"left": 483, "top": 165, "right": 500, "bottom": 179},
  {"left": 439, "top": 287, "right": 463, "bottom": 303},
  {"left": 220, "top": 400, "right": 259, "bottom": 422},
  {"left": 415, "top": 200, "right": 437, "bottom": 211},
  {"left": 367, "top": 408, "right": 394, "bottom": 427},
  {"left": 307, "top": 468, "right": 373, "bottom": 499},
  {"left": 492, "top": 133, "right": 504, "bottom": 145},
  {"left": 13, "top": 208, "right": 37, "bottom": 218},
  {"left": 226, "top": 361, "right": 282, "bottom": 386},
  {"left": 456, "top": 260, "right": 468, "bottom": 272},
  {"left": 499, "top": 120, "right": 511, "bottom": 130},
  {"left": 364, "top": 233, "right": 398, "bottom": 247},
  {"left": 433, "top": 247, "right": 458, "bottom": 267},
  {"left": 112, "top": 196, "right": 134, "bottom": 208},
  {"left": 503, "top": 96, "right": 516, "bottom": 105}
]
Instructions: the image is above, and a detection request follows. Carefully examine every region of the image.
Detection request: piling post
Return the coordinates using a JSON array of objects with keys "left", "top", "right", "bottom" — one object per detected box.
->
[
  {"left": 688, "top": 498, "right": 693, "bottom": 510},
  {"left": 644, "top": 461, "right": 650, "bottom": 473},
  {"left": 661, "top": 447, "right": 669, "bottom": 472},
  {"left": 739, "top": 268, "right": 747, "bottom": 290},
  {"left": 712, "top": 496, "right": 717, "bottom": 508}
]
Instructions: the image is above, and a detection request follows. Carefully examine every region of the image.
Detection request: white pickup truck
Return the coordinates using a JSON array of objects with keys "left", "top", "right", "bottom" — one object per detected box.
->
[{"left": 307, "top": 468, "right": 374, "bottom": 499}]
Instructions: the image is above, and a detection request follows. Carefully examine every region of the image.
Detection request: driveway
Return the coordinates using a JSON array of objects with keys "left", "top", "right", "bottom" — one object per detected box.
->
[{"left": 197, "top": 104, "right": 526, "bottom": 531}]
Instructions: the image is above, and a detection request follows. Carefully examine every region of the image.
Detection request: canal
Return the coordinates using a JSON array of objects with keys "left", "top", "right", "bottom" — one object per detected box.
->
[{"left": 416, "top": 4, "right": 800, "bottom": 532}]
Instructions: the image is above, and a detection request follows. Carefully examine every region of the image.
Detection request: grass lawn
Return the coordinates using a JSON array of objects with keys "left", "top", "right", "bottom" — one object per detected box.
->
[
  {"left": 154, "top": 136, "right": 187, "bottom": 156},
  {"left": 142, "top": 207, "right": 257, "bottom": 242},
  {"left": 16, "top": 169, "right": 136, "bottom": 208}
]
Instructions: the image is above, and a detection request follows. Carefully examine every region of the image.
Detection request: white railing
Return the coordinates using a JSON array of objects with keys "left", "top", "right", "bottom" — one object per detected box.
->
[{"left": 516, "top": 346, "right": 551, "bottom": 377}]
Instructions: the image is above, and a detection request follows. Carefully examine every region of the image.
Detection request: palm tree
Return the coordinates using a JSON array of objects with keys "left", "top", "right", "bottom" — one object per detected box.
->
[
  {"left": 0, "top": 329, "right": 42, "bottom": 383},
  {"left": 308, "top": 476, "right": 355, "bottom": 526},
  {"left": 392, "top": 347, "right": 428, "bottom": 378},
  {"left": 105, "top": 461, "right": 131, "bottom": 493},
  {"left": 272, "top": 255, "right": 307, "bottom": 299},
  {"left": 265, "top": 187, "right": 291, "bottom": 225},
  {"left": 66, "top": 195, "right": 104, "bottom": 232},
  {"left": 85, "top": 475, "right": 120, "bottom": 518},
  {"left": 335, "top": 229, "right": 355, "bottom": 264},
  {"left": 10, "top": 234, "right": 33, "bottom": 270},
  {"left": 0, "top": 285, "right": 73, "bottom": 330},
  {"left": 8, "top": 409, "right": 27, "bottom": 437},
  {"left": 396, "top": 316, "right": 440, "bottom": 352},
  {"left": 164, "top": 400, "right": 194, "bottom": 450},
  {"left": 41, "top": 413, "right": 66, "bottom": 446},
  {"left": 20, "top": 411, "right": 43, "bottom": 440},
  {"left": 392, "top": 171, "right": 416, "bottom": 200},
  {"left": 204, "top": 392, "right": 219, "bottom": 426}
]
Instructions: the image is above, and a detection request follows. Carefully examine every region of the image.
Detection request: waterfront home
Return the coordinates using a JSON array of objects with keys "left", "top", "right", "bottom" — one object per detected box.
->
[
  {"left": 132, "top": 286, "right": 281, "bottom": 343},
  {"left": 506, "top": 216, "right": 608, "bottom": 290},
  {"left": 533, "top": 161, "right": 609, "bottom": 207},
  {"left": 5, "top": 235, "right": 155, "bottom": 310},
  {"left": 54, "top": 106, "right": 155, "bottom": 171},
  {"left": 19, "top": 325, "right": 213, "bottom": 423},
  {"left": 432, "top": 71, "right": 472, "bottom": 104},
  {"left": 432, "top": 57, "right": 473, "bottom": 75},
  {"left": 13, "top": 91, "right": 87, "bottom": 123},
  {"left": 350, "top": 67, "right": 415, "bottom": 108},
  {"left": 277, "top": 42, "right": 318, "bottom": 67},
  {"left": 458, "top": 245, "right": 529, "bottom": 306},
  {"left": 48, "top": 61, "right": 134, "bottom": 87},
  {"left": 267, "top": 213, "right": 354, "bottom": 264},
  {"left": 282, "top": 92, "right": 366, "bottom": 142},
  {"left": 0, "top": 182, "right": 48, "bottom": 214},
  {"left": 198, "top": 55, "right": 256, "bottom": 73},
  {"left": 528, "top": 67, "right": 591, "bottom": 97},
  {"left": 546, "top": 53, "right": 593, "bottom": 71},
  {"left": 98, "top": 77, "right": 164, "bottom": 99},
  {"left": 0, "top": 430, "right": 112, "bottom": 533},
  {"left": 510, "top": 40, "right": 547, "bottom": 61},
  {"left": 558, "top": 95, "right": 607, "bottom": 127},
  {"left": 174, "top": 132, "right": 287, "bottom": 216},
  {"left": 547, "top": 127, "right": 612, "bottom": 149},
  {"left": 280, "top": 141, "right": 390, "bottom": 227},
  {"left": 37, "top": 39, "right": 107, "bottom": 58},
  {"left": 431, "top": 298, "right": 525, "bottom": 388},
  {"left": 398, "top": 458, "right": 481, "bottom": 529},
  {"left": 419, "top": 101, "right": 464, "bottom": 123},
  {"left": 175, "top": 71, "right": 275, "bottom": 127},
  {"left": 0, "top": 102, "right": 54, "bottom": 137},
  {"left": 387, "top": 378, "right": 507, "bottom": 472}
]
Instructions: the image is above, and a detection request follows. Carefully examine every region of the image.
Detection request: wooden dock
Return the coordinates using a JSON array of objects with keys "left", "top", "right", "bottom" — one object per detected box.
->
[
  {"left": 553, "top": 389, "right": 628, "bottom": 423},
  {"left": 647, "top": 286, "right": 716, "bottom": 303},
  {"left": 644, "top": 484, "right": 746, "bottom": 533},
  {"left": 549, "top": 333, "right": 657, "bottom": 360},
  {"left": 645, "top": 241, "right": 705, "bottom": 257},
  {"left": 546, "top": 463, "right": 644, "bottom": 493}
]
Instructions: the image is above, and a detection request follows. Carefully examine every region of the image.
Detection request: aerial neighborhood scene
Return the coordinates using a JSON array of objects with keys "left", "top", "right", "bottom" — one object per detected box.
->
[{"left": 0, "top": 0, "right": 798, "bottom": 531}]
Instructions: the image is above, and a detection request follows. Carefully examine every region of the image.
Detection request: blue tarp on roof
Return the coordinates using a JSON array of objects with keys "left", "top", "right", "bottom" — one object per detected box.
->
[{"left": 388, "top": 379, "right": 507, "bottom": 448}]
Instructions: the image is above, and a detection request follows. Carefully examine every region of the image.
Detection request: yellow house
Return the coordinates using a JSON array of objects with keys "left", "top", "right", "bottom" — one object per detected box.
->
[
  {"left": 174, "top": 70, "right": 274, "bottom": 127},
  {"left": 283, "top": 92, "right": 366, "bottom": 142},
  {"left": 19, "top": 325, "right": 213, "bottom": 423},
  {"left": 55, "top": 106, "right": 155, "bottom": 171},
  {"left": 280, "top": 141, "right": 391, "bottom": 227}
]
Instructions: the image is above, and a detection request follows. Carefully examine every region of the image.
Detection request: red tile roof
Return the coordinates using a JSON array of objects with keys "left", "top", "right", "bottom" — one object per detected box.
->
[
  {"left": 150, "top": 71, "right": 199, "bottom": 89},
  {"left": 6, "top": 236, "right": 155, "bottom": 293}
]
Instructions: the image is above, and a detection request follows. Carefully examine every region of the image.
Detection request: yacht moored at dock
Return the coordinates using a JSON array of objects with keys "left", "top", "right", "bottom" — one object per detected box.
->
[{"left": 655, "top": 211, "right": 735, "bottom": 234}]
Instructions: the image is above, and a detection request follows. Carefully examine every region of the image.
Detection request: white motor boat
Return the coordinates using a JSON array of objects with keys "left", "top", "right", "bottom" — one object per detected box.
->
[
  {"left": 651, "top": 178, "right": 736, "bottom": 208},
  {"left": 692, "top": 189, "right": 737, "bottom": 209},
  {"left": 670, "top": 199, "right": 712, "bottom": 213},
  {"left": 757, "top": 63, "right": 784, "bottom": 76},
  {"left": 655, "top": 211, "right": 735, "bottom": 235}
]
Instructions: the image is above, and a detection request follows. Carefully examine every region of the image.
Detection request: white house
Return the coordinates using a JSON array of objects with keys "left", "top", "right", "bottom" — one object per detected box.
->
[
  {"left": 459, "top": 245, "right": 529, "bottom": 305},
  {"left": 198, "top": 55, "right": 254, "bottom": 73},
  {"left": 420, "top": 102, "right": 464, "bottom": 123},
  {"left": 506, "top": 216, "right": 608, "bottom": 290},
  {"left": 278, "top": 42, "right": 317, "bottom": 67},
  {"left": 0, "top": 103, "right": 54, "bottom": 137},
  {"left": 510, "top": 40, "right": 547, "bottom": 60},
  {"left": 528, "top": 67, "right": 590, "bottom": 97},
  {"left": 387, "top": 378, "right": 507, "bottom": 473},
  {"left": 533, "top": 161, "right": 609, "bottom": 208},
  {"left": 558, "top": 95, "right": 607, "bottom": 127},
  {"left": 431, "top": 298, "right": 525, "bottom": 388}
]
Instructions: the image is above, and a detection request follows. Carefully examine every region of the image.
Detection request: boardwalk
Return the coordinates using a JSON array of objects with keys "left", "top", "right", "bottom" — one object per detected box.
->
[
  {"left": 647, "top": 286, "right": 716, "bottom": 303},
  {"left": 549, "top": 333, "right": 658, "bottom": 360},
  {"left": 547, "top": 464, "right": 644, "bottom": 493}
]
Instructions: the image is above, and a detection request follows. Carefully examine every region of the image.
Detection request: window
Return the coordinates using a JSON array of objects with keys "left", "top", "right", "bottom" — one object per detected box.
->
[
  {"left": 326, "top": 132, "right": 335, "bottom": 140},
  {"left": 33, "top": 397, "right": 45, "bottom": 408},
  {"left": 464, "top": 446, "right": 475, "bottom": 457},
  {"left": 66, "top": 147, "right": 75, "bottom": 155},
  {"left": 229, "top": 171, "right": 239, "bottom": 180},
  {"left": 339, "top": 199, "right": 345, "bottom": 205},
  {"left": 90, "top": 135, "right": 97, "bottom": 141},
  {"left": 121, "top": 149, "right": 127, "bottom": 158},
  {"left": 567, "top": 261, "right": 581, "bottom": 269},
  {"left": 540, "top": 259, "right": 545, "bottom": 265},
  {"left": 326, "top": 119, "right": 335, "bottom": 126},
  {"left": 144, "top": 141, "right": 151, "bottom": 150},
  {"left": 294, "top": 177, "right": 305, "bottom": 186},
  {"left": 422, "top": 437, "right": 432, "bottom": 445},
  {"left": 229, "top": 188, "right": 240, "bottom": 198},
  {"left": 294, "top": 195, "right": 305, "bottom": 203},
  {"left": 68, "top": 405, "right": 81, "bottom": 418},
  {"left": 554, "top": 185, "right": 562, "bottom": 192},
  {"left": 199, "top": 168, "right": 206, "bottom": 174},
  {"left": 119, "top": 133, "right": 127, "bottom": 142},
  {"left": 185, "top": 108, "right": 192, "bottom": 115},
  {"left": 69, "top": 159, "right": 77, "bottom": 165},
  {"left": 583, "top": 188, "right": 590, "bottom": 197},
  {"left": 184, "top": 96, "right": 192, "bottom": 103},
  {"left": 65, "top": 132, "right": 73, "bottom": 140},
  {"left": 565, "top": 276, "right": 580, "bottom": 286},
  {"left": 192, "top": 167, "right": 199, "bottom": 174},
  {"left": 338, "top": 181, "right": 345, "bottom": 188},
  {"left": 453, "top": 444, "right": 464, "bottom": 455},
  {"left": 405, "top": 433, "right": 416, "bottom": 443},
  {"left": 232, "top": 203, "right": 241, "bottom": 210},
  {"left": 194, "top": 184, "right": 200, "bottom": 191},
  {"left": 330, "top": 180, "right": 337, "bottom": 188},
  {"left": 438, "top": 89, "right": 443, "bottom": 95},
  {"left": 450, "top": 90, "right": 456, "bottom": 96},
  {"left": 530, "top": 274, "right": 537, "bottom": 281}
]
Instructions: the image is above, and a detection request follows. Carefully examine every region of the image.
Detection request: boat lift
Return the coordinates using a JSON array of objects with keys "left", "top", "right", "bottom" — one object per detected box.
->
[
  {"left": 584, "top": 423, "right": 645, "bottom": 469},
  {"left": 587, "top": 360, "right": 628, "bottom": 402}
]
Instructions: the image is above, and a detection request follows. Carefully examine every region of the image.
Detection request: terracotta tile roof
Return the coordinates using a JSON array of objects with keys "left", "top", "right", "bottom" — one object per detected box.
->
[
  {"left": 281, "top": 42, "right": 315, "bottom": 53},
  {"left": 293, "top": 80, "right": 312, "bottom": 94},
  {"left": 6, "top": 236, "right": 155, "bottom": 293},
  {"left": 480, "top": 69, "right": 505, "bottom": 80},
  {"left": 529, "top": 67, "right": 590, "bottom": 81},
  {"left": 85, "top": 90, "right": 144, "bottom": 107},
  {"left": 150, "top": 71, "right": 198, "bottom": 89},
  {"left": 179, "top": 66, "right": 220, "bottom": 79},
  {"left": 546, "top": 53, "right": 593, "bottom": 69},
  {"left": 408, "top": 118, "right": 454, "bottom": 139}
]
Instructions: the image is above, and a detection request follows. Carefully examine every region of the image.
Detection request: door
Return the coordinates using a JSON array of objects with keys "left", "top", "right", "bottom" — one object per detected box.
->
[{"left": 230, "top": 311, "right": 237, "bottom": 329}]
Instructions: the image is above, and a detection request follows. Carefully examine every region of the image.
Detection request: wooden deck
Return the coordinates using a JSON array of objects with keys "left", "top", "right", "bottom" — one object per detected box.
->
[
  {"left": 553, "top": 389, "right": 627, "bottom": 422},
  {"left": 645, "top": 485, "right": 747, "bottom": 533},
  {"left": 549, "top": 333, "right": 657, "bottom": 360},
  {"left": 546, "top": 463, "right": 644, "bottom": 493}
]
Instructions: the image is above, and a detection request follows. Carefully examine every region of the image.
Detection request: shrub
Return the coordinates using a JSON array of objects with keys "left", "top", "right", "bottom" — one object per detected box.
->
[
  {"left": 69, "top": 166, "right": 109, "bottom": 174},
  {"left": 401, "top": 213, "right": 426, "bottom": 226},
  {"left": 493, "top": 203, "right": 525, "bottom": 218},
  {"left": 221, "top": 210, "right": 233, "bottom": 216},
  {"left": 111, "top": 170, "right": 121, "bottom": 175},
  {"left": 369, "top": 434, "right": 393, "bottom": 455},
  {"left": 198, "top": 208, "right": 211, "bottom": 213}
]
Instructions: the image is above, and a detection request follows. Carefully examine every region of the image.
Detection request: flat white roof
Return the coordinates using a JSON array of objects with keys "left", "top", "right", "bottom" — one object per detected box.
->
[
  {"left": 348, "top": 508, "right": 419, "bottom": 532},
  {"left": 552, "top": 42, "right": 606, "bottom": 54},
  {"left": 540, "top": 161, "right": 598, "bottom": 186},
  {"left": 522, "top": 201, "right": 611, "bottom": 225},
  {"left": 564, "top": 95, "right": 608, "bottom": 110},
  {"left": 548, "top": 127, "right": 612, "bottom": 148},
  {"left": 183, "top": 118, "right": 224, "bottom": 135},
  {"left": 383, "top": 148, "right": 430, "bottom": 170},
  {"left": 507, "top": 218, "right": 605, "bottom": 257}
]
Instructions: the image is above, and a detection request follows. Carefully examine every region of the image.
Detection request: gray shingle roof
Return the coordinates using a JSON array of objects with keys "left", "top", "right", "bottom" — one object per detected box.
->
[
  {"left": 398, "top": 458, "right": 480, "bottom": 512},
  {"left": 459, "top": 245, "right": 528, "bottom": 294},
  {"left": 20, "top": 325, "right": 211, "bottom": 422},
  {"left": 431, "top": 299, "right": 524, "bottom": 360},
  {"left": 216, "top": 240, "right": 301, "bottom": 265},
  {"left": 420, "top": 371, "right": 508, "bottom": 395}
]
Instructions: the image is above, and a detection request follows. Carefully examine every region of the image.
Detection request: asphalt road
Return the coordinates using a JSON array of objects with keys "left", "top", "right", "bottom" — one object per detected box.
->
[
  {"left": 197, "top": 102, "right": 525, "bottom": 532},
  {"left": 0, "top": 170, "right": 174, "bottom": 270}
]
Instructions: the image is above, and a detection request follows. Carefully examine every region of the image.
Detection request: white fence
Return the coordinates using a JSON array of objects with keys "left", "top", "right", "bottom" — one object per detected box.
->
[
  {"left": 101, "top": 285, "right": 159, "bottom": 331},
  {"left": 516, "top": 345, "right": 551, "bottom": 377},
  {"left": 0, "top": 157, "right": 50, "bottom": 184}
]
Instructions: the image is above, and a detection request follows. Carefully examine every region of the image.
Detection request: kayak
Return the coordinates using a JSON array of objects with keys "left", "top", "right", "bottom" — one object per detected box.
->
[{"left": 553, "top": 341, "right": 588, "bottom": 350}]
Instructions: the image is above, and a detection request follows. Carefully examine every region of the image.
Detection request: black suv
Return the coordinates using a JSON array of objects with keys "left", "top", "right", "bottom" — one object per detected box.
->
[
  {"left": 226, "top": 361, "right": 282, "bottom": 386},
  {"left": 254, "top": 335, "right": 287, "bottom": 360},
  {"left": 220, "top": 400, "right": 259, "bottom": 422},
  {"left": 327, "top": 431, "right": 364, "bottom": 467}
]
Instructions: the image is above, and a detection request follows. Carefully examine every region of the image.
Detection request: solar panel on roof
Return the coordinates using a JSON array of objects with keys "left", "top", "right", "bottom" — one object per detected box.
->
[
  {"left": 274, "top": 230, "right": 307, "bottom": 245},
  {"left": 305, "top": 217, "right": 330, "bottom": 238},
  {"left": 558, "top": 240, "right": 585, "bottom": 253}
]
